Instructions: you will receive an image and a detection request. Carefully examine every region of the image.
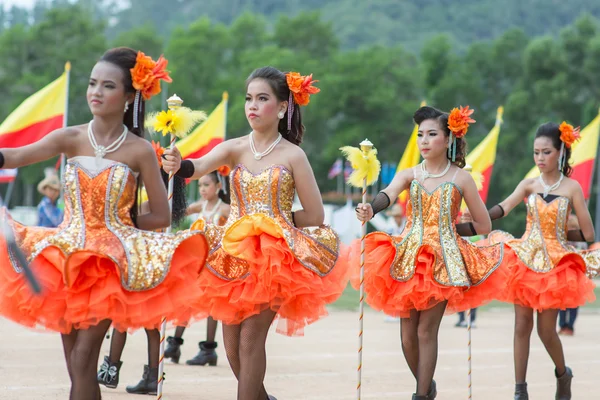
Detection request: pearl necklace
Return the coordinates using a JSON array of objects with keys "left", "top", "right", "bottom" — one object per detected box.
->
[
  {"left": 202, "top": 198, "right": 222, "bottom": 221},
  {"left": 249, "top": 131, "right": 282, "bottom": 160},
  {"left": 87, "top": 121, "right": 128, "bottom": 162},
  {"left": 420, "top": 160, "right": 451, "bottom": 180},
  {"left": 539, "top": 173, "right": 564, "bottom": 198}
]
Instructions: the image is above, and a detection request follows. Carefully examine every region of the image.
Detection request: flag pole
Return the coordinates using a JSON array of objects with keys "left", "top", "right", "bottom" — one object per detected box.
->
[
  {"left": 59, "top": 62, "right": 71, "bottom": 203},
  {"left": 593, "top": 107, "right": 600, "bottom": 242}
]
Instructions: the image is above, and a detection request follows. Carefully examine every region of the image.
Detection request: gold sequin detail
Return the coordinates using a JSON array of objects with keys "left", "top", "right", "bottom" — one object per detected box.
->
[
  {"left": 389, "top": 180, "right": 503, "bottom": 287},
  {"left": 501, "top": 194, "right": 577, "bottom": 273},
  {"left": 8, "top": 161, "right": 205, "bottom": 291},
  {"left": 204, "top": 165, "right": 340, "bottom": 280}
]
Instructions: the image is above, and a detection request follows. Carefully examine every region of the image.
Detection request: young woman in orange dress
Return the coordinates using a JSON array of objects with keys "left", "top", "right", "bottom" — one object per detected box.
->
[
  {"left": 0, "top": 47, "right": 208, "bottom": 400},
  {"left": 478, "top": 121, "right": 596, "bottom": 400},
  {"left": 354, "top": 106, "right": 508, "bottom": 400},
  {"left": 162, "top": 66, "right": 349, "bottom": 400}
]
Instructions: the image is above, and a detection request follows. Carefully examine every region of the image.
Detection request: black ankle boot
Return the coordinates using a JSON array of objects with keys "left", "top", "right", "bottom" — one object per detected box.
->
[
  {"left": 97, "top": 356, "right": 122, "bottom": 389},
  {"left": 428, "top": 379, "right": 437, "bottom": 399},
  {"left": 126, "top": 365, "right": 160, "bottom": 395},
  {"left": 514, "top": 382, "right": 529, "bottom": 400},
  {"left": 411, "top": 395, "right": 428, "bottom": 400},
  {"left": 186, "top": 341, "right": 218, "bottom": 366},
  {"left": 164, "top": 336, "right": 183, "bottom": 364},
  {"left": 555, "top": 366, "right": 573, "bottom": 400}
]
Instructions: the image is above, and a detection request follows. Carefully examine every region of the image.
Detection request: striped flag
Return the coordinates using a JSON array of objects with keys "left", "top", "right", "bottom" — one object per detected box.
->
[
  {"left": 524, "top": 110, "right": 600, "bottom": 199},
  {"left": 328, "top": 158, "right": 343, "bottom": 179},
  {"left": 464, "top": 106, "right": 503, "bottom": 206},
  {"left": 177, "top": 92, "right": 227, "bottom": 160},
  {"left": 0, "top": 64, "right": 69, "bottom": 148},
  {"left": 0, "top": 169, "right": 17, "bottom": 183}
]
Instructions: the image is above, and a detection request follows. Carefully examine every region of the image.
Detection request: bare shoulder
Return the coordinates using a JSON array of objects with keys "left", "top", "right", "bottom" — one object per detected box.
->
[
  {"left": 563, "top": 177, "right": 584, "bottom": 194},
  {"left": 129, "top": 134, "right": 154, "bottom": 155},
  {"left": 453, "top": 166, "right": 475, "bottom": 186}
]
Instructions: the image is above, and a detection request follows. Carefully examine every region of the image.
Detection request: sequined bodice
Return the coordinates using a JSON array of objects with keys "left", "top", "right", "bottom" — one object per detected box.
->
[
  {"left": 509, "top": 193, "right": 573, "bottom": 272},
  {"left": 203, "top": 164, "right": 340, "bottom": 281},
  {"left": 8, "top": 158, "right": 199, "bottom": 291},
  {"left": 381, "top": 179, "right": 503, "bottom": 287},
  {"left": 226, "top": 165, "right": 294, "bottom": 227},
  {"left": 61, "top": 159, "right": 137, "bottom": 232},
  {"left": 404, "top": 180, "right": 463, "bottom": 235},
  {"left": 524, "top": 194, "right": 569, "bottom": 242}
]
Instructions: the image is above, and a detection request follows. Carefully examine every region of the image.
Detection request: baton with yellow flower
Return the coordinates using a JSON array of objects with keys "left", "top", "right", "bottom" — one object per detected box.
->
[
  {"left": 146, "top": 96, "right": 206, "bottom": 399},
  {"left": 340, "top": 140, "right": 380, "bottom": 400}
]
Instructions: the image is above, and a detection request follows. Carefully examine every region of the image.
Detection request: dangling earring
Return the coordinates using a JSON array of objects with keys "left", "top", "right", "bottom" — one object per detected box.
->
[
  {"left": 278, "top": 111, "right": 284, "bottom": 119},
  {"left": 124, "top": 102, "right": 129, "bottom": 113}
]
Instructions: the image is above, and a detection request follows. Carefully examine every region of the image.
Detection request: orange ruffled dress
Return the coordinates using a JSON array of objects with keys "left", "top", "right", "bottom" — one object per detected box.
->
[
  {"left": 193, "top": 164, "right": 348, "bottom": 336},
  {"left": 487, "top": 193, "right": 596, "bottom": 310},
  {"left": 352, "top": 174, "right": 508, "bottom": 318},
  {"left": 0, "top": 156, "right": 208, "bottom": 333}
]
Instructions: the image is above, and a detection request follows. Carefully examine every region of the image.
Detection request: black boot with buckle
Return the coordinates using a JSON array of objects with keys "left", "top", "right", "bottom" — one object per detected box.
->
[{"left": 97, "top": 356, "right": 122, "bottom": 389}]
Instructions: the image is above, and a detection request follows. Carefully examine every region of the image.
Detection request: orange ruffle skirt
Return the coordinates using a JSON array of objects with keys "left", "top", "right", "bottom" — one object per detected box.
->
[
  {"left": 195, "top": 215, "right": 349, "bottom": 336},
  {"left": 350, "top": 233, "right": 509, "bottom": 318},
  {"left": 501, "top": 245, "right": 595, "bottom": 310},
  {"left": 0, "top": 236, "right": 208, "bottom": 333}
]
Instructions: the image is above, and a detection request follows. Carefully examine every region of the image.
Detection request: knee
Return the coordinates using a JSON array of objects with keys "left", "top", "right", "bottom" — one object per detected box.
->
[
  {"left": 514, "top": 316, "right": 533, "bottom": 338},
  {"left": 537, "top": 324, "right": 558, "bottom": 343},
  {"left": 401, "top": 328, "right": 418, "bottom": 349},
  {"left": 69, "top": 342, "right": 95, "bottom": 373},
  {"left": 417, "top": 324, "right": 437, "bottom": 344},
  {"left": 239, "top": 337, "right": 259, "bottom": 357}
]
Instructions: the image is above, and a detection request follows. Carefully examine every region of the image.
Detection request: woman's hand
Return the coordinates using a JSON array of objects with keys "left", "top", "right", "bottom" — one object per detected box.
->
[{"left": 162, "top": 146, "right": 182, "bottom": 174}]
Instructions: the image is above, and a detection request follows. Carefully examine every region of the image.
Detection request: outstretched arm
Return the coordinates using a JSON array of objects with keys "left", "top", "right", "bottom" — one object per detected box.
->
[{"left": 0, "top": 128, "right": 76, "bottom": 169}]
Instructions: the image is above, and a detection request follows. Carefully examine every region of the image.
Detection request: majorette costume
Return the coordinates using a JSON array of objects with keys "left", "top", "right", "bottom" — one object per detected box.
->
[
  {"left": 487, "top": 122, "right": 596, "bottom": 310},
  {"left": 353, "top": 106, "right": 508, "bottom": 317},
  {"left": 0, "top": 52, "right": 209, "bottom": 333},
  {"left": 191, "top": 73, "right": 348, "bottom": 336}
]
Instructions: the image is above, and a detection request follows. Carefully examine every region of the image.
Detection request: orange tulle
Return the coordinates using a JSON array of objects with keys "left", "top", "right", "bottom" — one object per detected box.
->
[
  {"left": 195, "top": 216, "right": 349, "bottom": 336},
  {"left": 0, "top": 236, "right": 208, "bottom": 333},
  {"left": 349, "top": 233, "right": 508, "bottom": 318},
  {"left": 502, "top": 246, "right": 595, "bottom": 310}
]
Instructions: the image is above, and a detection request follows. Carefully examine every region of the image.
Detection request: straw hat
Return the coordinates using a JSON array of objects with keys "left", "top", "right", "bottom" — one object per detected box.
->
[{"left": 37, "top": 174, "right": 60, "bottom": 195}]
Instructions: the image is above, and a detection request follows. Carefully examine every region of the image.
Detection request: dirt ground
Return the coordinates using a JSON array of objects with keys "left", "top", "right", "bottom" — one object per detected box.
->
[{"left": 1, "top": 307, "right": 598, "bottom": 399}]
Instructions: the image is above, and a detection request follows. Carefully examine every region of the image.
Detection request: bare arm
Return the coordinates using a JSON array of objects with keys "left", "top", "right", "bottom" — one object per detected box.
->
[
  {"left": 459, "top": 172, "right": 491, "bottom": 235},
  {"left": 498, "top": 179, "right": 531, "bottom": 216},
  {"left": 186, "top": 201, "right": 204, "bottom": 215},
  {"left": 135, "top": 142, "right": 171, "bottom": 230},
  {"left": 570, "top": 184, "right": 595, "bottom": 242},
  {"left": 220, "top": 203, "right": 231, "bottom": 219},
  {"left": 162, "top": 141, "right": 233, "bottom": 180},
  {"left": 1, "top": 128, "right": 76, "bottom": 168},
  {"left": 356, "top": 168, "right": 412, "bottom": 221},
  {"left": 290, "top": 150, "right": 325, "bottom": 227}
]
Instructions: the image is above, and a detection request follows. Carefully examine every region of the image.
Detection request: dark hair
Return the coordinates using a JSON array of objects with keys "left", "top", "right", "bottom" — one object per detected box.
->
[
  {"left": 161, "top": 170, "right": 188, "bottom": 225},
  {"left": 534, "top": 122, "right": 573, "bottom": 177},
  {"left": 413, "top": 106, "right": 467, "bottom": 168},
  {"left": 205, "top": 171, "right": 231, "bottom": 204},
  {"left": 245, "top": 66, "right": 304, "bottom": 145},
  {"left": 99, "top": 47, "right": 145, "bottom": 137},
  {"left": 99, "top": 47, "right": 149, "bottom": 226}
]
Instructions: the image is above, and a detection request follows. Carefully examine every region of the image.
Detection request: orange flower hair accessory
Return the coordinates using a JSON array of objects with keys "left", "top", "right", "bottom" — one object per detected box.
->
[
  {"left": 151, "top": 141, "right": 165, "bottom": 167},
  {"left": 131, "top": 51, "right": 173, "bottom": 101},
  {"left": 559, "top": 121, "right": 581, "bottom": 148},
  {"left": 286, "top": 72, "right": 320, "bottom": 106},
  {"left": 448, "top": 106, "right": 476, "bottom": 138},
  {"left": 217, "top": 165, "right": 231, "bottom": 176}
]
